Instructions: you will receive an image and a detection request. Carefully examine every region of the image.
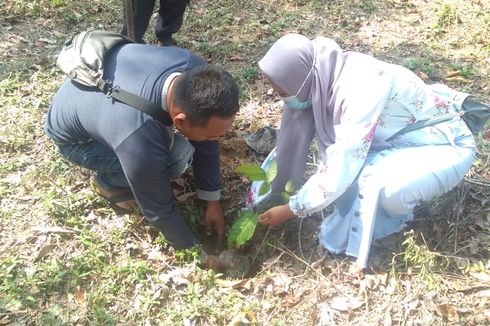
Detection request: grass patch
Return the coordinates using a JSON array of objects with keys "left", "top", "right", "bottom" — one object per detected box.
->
[{"left": 404, "top": 49, "right": 437, "bottom": 77}]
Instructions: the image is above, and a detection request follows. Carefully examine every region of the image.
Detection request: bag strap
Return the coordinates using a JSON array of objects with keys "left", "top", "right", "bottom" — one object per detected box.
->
[
  {"left": 98, "top": 79, "right": 172, "bottom": 126},
  {"left": 385, "top": 114, "right": 459, "bottom": 141}
]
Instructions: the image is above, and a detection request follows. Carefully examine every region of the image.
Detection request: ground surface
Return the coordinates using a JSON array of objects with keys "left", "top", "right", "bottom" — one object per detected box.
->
[{"left": 1, "top": 0, "right": 489, "bottom": 325}]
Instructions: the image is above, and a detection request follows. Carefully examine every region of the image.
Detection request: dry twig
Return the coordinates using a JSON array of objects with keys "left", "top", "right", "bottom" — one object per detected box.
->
[{"left": 31, "top": 226, "right": 80, "bottom": 235}]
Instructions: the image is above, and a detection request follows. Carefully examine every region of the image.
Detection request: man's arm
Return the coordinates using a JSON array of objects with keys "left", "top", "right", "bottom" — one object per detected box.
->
[
  {"left": 190, "top": 140, "right": 224, "bottom": 239},
  {"left": 116, "top": 121, "right": 199, "bottom": 249},
  {"left": 190, "top": 140, "right": 221, "bottom": 200}
]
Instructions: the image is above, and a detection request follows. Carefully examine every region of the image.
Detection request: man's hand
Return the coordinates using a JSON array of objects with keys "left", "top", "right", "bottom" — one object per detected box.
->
[
  {"left": 258, "top": 203, "right": 295, "bottom": 225},
  {"left": 204, "top": 200, "right": 225, "bottom": 241}
]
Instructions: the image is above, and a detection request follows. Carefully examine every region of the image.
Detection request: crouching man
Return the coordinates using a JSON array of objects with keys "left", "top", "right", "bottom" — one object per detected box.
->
[{"left": 45, "top": 42, "right": 239, "bottom": 251}]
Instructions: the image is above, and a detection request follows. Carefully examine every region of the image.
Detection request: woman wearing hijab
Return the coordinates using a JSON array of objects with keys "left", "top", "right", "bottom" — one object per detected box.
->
[{"left": 252, "top": 33, "right": 487, "bottom": 269}]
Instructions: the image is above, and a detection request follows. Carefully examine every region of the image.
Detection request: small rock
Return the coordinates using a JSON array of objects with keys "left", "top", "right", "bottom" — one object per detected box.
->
[
  {"left": 240, "top": 126, "right": 277, "bottom": 154},
  {"left": 218, "top": 249, "right": 250, "bottom": 279}
]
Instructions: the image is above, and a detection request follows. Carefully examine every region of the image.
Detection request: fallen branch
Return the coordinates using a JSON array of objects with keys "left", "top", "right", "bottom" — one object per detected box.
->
[
  {"left": 463, "top": 177, "right": 490, "bottom": 187},
  {"left": 31, "top": 226, "right": 81, "bottom": 235}
]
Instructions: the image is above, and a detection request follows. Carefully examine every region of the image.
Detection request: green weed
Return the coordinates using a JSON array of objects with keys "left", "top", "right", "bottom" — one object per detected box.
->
[
  {"left": 62, "top": 12, "right": 79, "bottom": 25},
  {"left": 450, "top": 62, "right": 476, "bottom": 79},
  {"left": 33, "top": 177, "right": 93, "bottom": 226},
  {"left": 7, "top": 0, "right": 63, "bottom": 17},
  {"left": 181, "top": 204, "right": 203, "bottom": 226},
  {"left": 0, "top": 158, "right": 27, "bottom": 175},
  {"left": 40, "top": 305, "right": 63, "bottom": 326},
  {"left": 436, "top": 4, "right": 459, "bottom": 27},
  {"left": 118, "top": 257, "right": 154, "bottom": 283},
  {"left": 0, "top": 256, "right": 38, "bottom": 310},
  {"left": 404, "top": 52, "right": 436, "bottom": 77},
  {"left": 174, "top": 246, "right": 201, "bottom": 264},
  {"left": 463, "top": 259, "right": 487, "bottom": 273},
  {"left": 360, "top": 0, "right": 375, "bottom": 13},
  {"left": 390, "top": 231, "right": 450, "bottom": 290},
  {"left": 240, "top": 66, "right": 259, "bottom": 82},
  {"left": 92, "top": 307, "right": 117, "bottom": 325},
  {"left": 431, "top": 4, "right": 459, "bottom": 36},
  {"left": 0, "top": 205, "right": 14, "bottom": 221},
  {"left": 38, "top": 259, "right": 68, "bottom": 292},
  {"left": 51, "top": 0, "right": 64, "bottom": 7},
  {"left": 165, "top": 269, "right": 244, "bottom": 324},
  {"left": 153, "top": 233, "right": 170, "bottom": 250},
  {"left": 269, "top": 21, "right": 286, "bottom": 37}
]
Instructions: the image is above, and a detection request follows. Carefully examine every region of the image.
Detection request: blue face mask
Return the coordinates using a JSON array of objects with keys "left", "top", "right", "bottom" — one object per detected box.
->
[
  {"left": 280, "top": 61, "right": 315, "bottom": 110},
  {"left": 281, "top": 95, "right": 312, "bottom": 110}
]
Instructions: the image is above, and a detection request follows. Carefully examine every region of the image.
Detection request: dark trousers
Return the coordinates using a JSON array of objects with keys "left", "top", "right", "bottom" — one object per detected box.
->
[{"left": 121, "top": 0, "right": 189, "bottom": 43}]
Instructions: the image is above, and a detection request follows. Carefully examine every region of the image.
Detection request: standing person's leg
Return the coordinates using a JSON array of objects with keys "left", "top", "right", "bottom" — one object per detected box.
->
[
  {"left": 154, "top": 0, "right": 190, "bottom": 45},
  {"left": 121, "top": 0, "right": 157, "bottom": 43}
]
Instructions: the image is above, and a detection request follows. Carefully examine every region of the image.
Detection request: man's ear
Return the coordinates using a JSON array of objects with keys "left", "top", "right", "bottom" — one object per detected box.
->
[{"left": 172, "top": 112, "right": 187, "bottom": 130}]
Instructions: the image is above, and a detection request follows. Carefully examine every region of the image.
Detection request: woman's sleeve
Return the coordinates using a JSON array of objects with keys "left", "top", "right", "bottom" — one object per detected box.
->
[
  {"left": 271, "top": 106, "right": 315, "bottom": 196},
  {"left": 289, "top": 66, "right": 394, "bottom": 217}
]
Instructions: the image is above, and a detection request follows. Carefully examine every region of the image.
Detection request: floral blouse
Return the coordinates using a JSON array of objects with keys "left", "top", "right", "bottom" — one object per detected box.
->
[{"left": 288, "top": 63, "right": 475, "bottom": 217}]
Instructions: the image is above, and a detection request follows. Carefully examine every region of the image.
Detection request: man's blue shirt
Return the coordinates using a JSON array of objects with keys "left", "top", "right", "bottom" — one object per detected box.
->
[{"left": 45, "top": 44, "right": 222, "bottom": 249}]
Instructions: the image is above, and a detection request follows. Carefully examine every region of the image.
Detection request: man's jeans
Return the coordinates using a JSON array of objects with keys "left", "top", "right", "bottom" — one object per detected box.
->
[{"left": 57, "top": 134, "right": 194, "bottom": 191}]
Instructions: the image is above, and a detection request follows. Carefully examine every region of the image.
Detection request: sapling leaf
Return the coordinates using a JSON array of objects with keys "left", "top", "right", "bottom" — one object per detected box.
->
[
  {"left": 258, "top": 182, "right": 270, "bottom": 196},
  {"left": 266, "top": 160, "right": 277, "bottom": 182},
  {"left": 227, "top": 210, "right": 259, "bottom": 248},
  {"left": 281, "top": 192, "right": 290, "bottom": 202},
  {"left": 235, "top": 164, "right": 267, "bottom": 181},
  {"left": 285, "top": 179, "right": 294, "bottom": 193}
]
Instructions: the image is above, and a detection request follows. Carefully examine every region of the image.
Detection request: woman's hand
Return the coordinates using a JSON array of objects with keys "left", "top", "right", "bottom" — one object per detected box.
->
[{"left": 258, "top": 204, "right": 295, "bottom": 225}]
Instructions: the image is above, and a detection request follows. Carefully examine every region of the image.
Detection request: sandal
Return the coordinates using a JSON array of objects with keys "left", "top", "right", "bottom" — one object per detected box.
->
[
  {"left": 101, "top": 191, "right": 135, "bottom": 215},
  {"left": 90, "top": 177, "right": 135, "bottom": 215}
]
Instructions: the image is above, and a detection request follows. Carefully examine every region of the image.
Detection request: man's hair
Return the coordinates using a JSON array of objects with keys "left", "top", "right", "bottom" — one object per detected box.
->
[{"left": 173, "top": 65, "right": 240, "bottom": 126}]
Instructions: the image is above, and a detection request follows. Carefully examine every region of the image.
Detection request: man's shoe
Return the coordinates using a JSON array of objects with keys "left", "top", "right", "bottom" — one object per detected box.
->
[
  {"left": 157, "top": 37, "right": 178, "bottom": 47},
  {"left": 90, "top": 176, "right": 137, "bottom": 215}
]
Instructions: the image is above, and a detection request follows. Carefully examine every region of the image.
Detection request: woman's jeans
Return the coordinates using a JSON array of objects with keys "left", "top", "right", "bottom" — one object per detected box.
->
[{"left": 57, "top": 134, "right": 194, "bottom": 191}]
